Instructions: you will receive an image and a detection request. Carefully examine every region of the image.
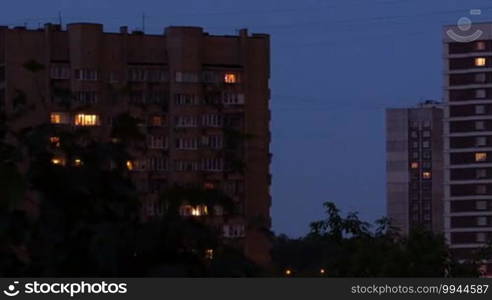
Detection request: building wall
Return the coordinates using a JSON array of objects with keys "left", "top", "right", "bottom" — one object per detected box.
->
[
  {"left": 386, "top": 103, "right": 444, "bottom": 235},
  {"left": 0, "top": 23, "right": 271, "bottom": 266},
  {"left": 443, "top": 23, "right": 492, "bottom": 275}
]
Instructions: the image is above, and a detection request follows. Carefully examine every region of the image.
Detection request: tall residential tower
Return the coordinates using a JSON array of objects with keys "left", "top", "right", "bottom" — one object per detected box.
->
[
  {"left": 0, "top": 23, "right": 272, "bottom": 265},
  {"left": 444, "top": 22, "right": 492, "bottom": 275},
  {"left": 386, "top": 101, "right": 444, "bottom": 235}
]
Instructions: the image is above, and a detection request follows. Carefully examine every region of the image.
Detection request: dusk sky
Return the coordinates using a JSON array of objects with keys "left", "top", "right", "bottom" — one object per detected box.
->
[{"left": 2, "top": 0, "right": 492, "bottom": 237}]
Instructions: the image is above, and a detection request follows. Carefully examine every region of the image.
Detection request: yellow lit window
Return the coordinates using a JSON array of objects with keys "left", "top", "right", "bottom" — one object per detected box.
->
[
  {"left": 74, "top": 158, "right": 83, "bottom": 167},
  {"left": 205, "top": 249, "right": 214, "bottom": 260},
  {"left": 422, "top": 172, "right": 431, "bottom": 179},
  {"left": 126, "top": 160, "right": 134, "bottom": 171},
  {"left": 50, "top": 113, "right": 62, "bottom": 124},
  {"left": 180, "top": 205, "right": 208, "bottom": 217},
  {"left": 224, "top": 73, "right": 237, "bottom": 84},
  {"left": 74, "top": 114, "right": 98, "bottom": 126},
  {"left": 475, "top": 57, "right": 487, "bottom": 67},
  {"left": 411, "top": 162, "right": 419, "bottom": 169},
  {"left": 476, "top": 152, "right": 488, "bottom": 162},
  {"left": 50, "top": 136, "right": 60, "bottom": 147},
  {"left": 51, "top": 157, "right": 65, "bottom": 166}
]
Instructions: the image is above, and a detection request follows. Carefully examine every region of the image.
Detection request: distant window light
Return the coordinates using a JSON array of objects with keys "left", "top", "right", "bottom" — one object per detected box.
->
[
  {"left": 411, "top": 162, "right": 419, "bottom": 169},
  {"left": 50, "top": 113, "right": 62, "bottom": 124},
  {"left": 74, "top": 158, "right": 83, "bottom": 167},
  {"left": 180, "top": 205, "right": 208, "bottom": 217},
  {"left": 50, "top": 136, "right": 60, "bottom": 147},
  {"left": 51, "top": 157, "right": 65, "bottom": 166},
  {"left": 422, "top": 172, "right": 432, "bottom": 179},
  {"left": 224, "top": 73, "right": 237, "bottom": 84},
  {"left": 475, "top": 57, "right": 487, "bottom": 67},
  {"left": 126, "top": 160, "right": 134, "bottom": 171},
  {"left": 205, "top": 249, "right": 214, "bottom": 260},
  {"left": 74, "top": 114, "right": 99, "bottom": 126},
  {"left": 476, "top": 152, "right": 488, "bottom": 162}
]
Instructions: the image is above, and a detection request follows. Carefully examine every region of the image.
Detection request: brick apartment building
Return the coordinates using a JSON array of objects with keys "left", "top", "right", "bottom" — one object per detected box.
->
[
  {"left": 444, "top": 22, "right": 492, "bottom": 275},
  {"left": 0, "top": 23, "right": 272, "bottom": 265},
  {"left": 386, "top": 101, "right": 444, "bottom": 235}
]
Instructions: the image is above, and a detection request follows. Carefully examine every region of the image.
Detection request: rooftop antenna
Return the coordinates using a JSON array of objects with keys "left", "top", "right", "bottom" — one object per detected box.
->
[{"left": 58, "top": 11, "right": 63, "bottom": 27}]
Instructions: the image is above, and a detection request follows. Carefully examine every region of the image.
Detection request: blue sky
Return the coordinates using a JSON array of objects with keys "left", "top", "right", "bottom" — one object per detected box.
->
[{"left": 2, "top": 0, "right": 492, "bottom": 237}]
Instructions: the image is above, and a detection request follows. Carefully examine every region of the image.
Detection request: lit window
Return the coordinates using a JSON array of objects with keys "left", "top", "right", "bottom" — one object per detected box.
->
[
  {"left": 50, "top": 113, "right": 62, "bottom": 124},
  {"left": 476, "top": 152, "right": 488, "bottom": 162},
  {"left": 411, "top": 162, "right": 419, "bottom": 169},
  {"left": 50, "top": 136, "right": 60, "bottom": 147},
  {"left": 51, "top": 157, "right": 65, "bottom": 166},
  {"left": 180, "top": 205, "right": 208, "bottom": 217},
  {"left": 74, "top": 158, "right": 83, "bottom": 167},
  {"left": 422, "top": 172, "right": 431, "bottom": 179},
  {"left": 476, "top": 41, "right": 487, "bottom": 51},
  {"left": 74, "top": 114, "right": 99, "bottom": 126},
  {"left": 284, "top": 269, "right": 292, "bottom": 276},
  {"left": 224, "top": 73, "right": 237, "bottom": 84},
  {"left": 205, "top": 249, "right": 214, "bottom": 260},
  {"left": 475, "top": 57, "right": 487, "bottom": 67},
  {"left": 126, "top": 160, "right": 134, "bottom": 171},
  {"left": 320, "top": 269, "right": 326, "bottom": 275}
]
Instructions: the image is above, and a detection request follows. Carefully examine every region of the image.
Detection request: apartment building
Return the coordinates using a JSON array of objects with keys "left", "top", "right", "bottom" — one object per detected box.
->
[
  {"left": 444, "top": 22, "right": 492, "bottom": 275},
  {"left": 386, "top": 101, "right": 444, "bottom": 235},
  {"left": 0, "top": 23, "right": 272, "bottom": 265}
]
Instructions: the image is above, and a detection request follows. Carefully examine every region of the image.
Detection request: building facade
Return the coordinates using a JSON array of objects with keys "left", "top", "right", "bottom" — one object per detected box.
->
[
  {"left": 386, "top": 101, "right": 444, "bottom": 235},
  {"left": 0, "top": 23, "right": 272, "bottom": 265},
  {"left": 444, "top": 23, "right": 492, "bottom": 275}
]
